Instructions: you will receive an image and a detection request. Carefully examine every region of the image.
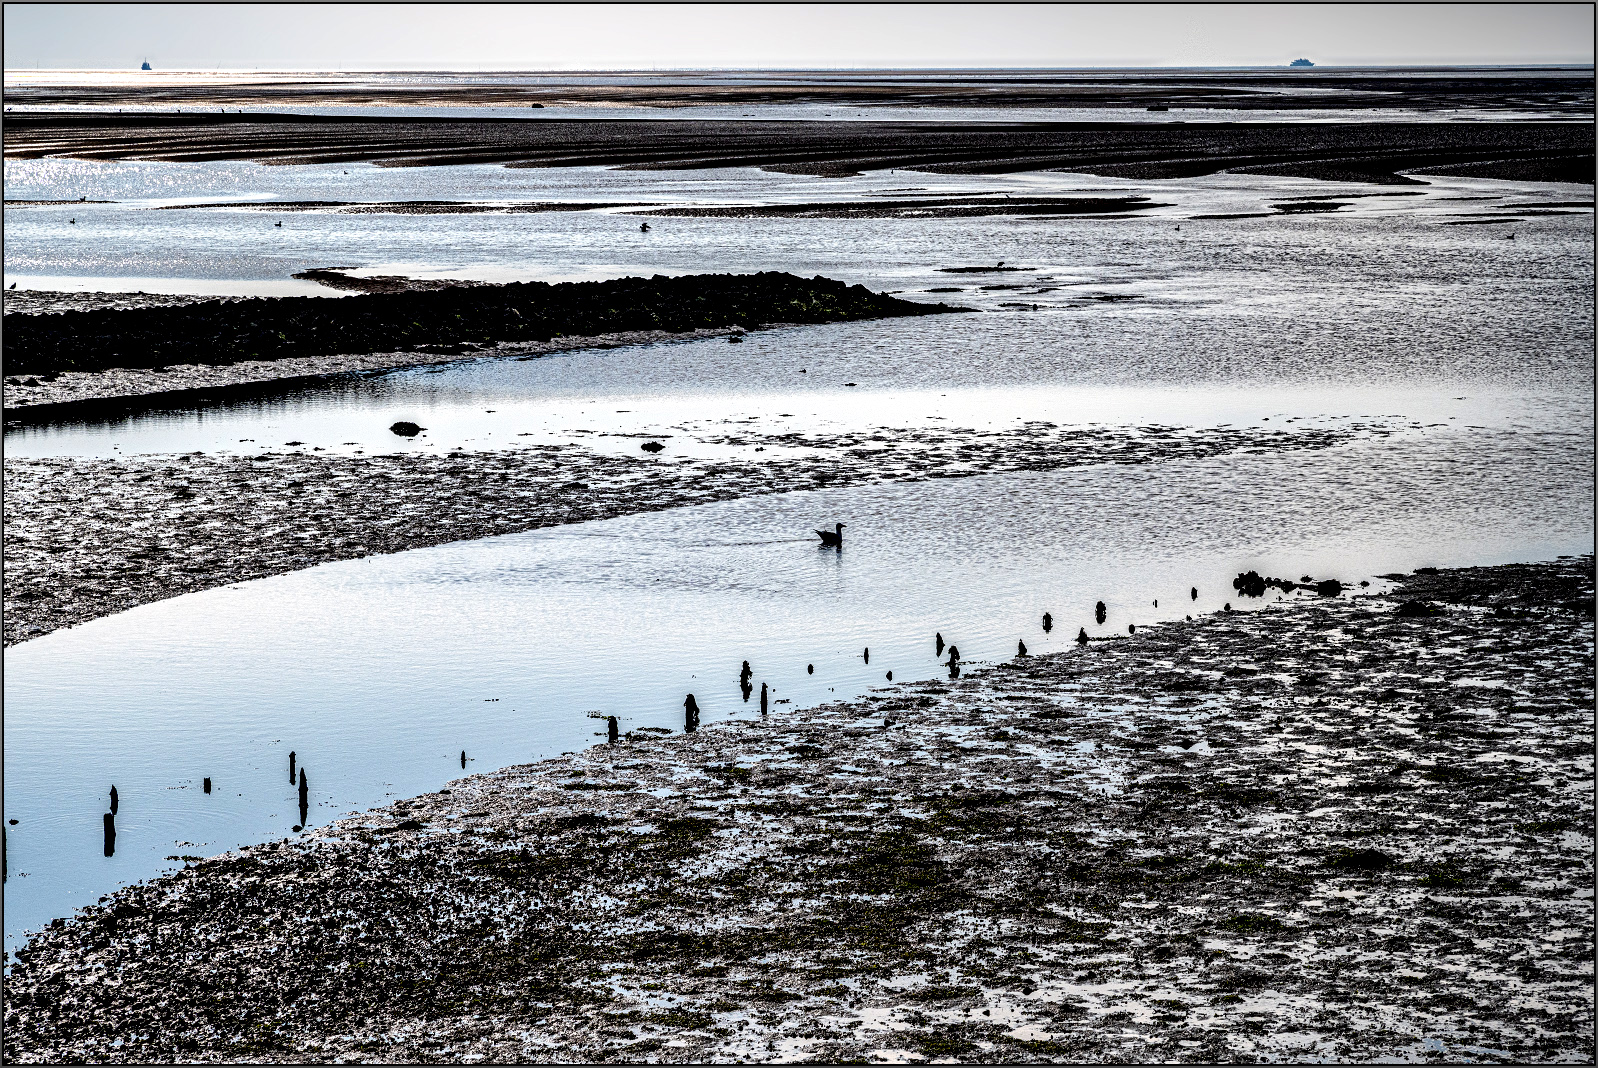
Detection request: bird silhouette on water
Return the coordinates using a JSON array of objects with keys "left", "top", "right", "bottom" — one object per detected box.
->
[
  {"left": 935, "top": 632, "right": 945, "bottom": 656},
  {"left": 607, "top": 716, "right": 619, "bottom": 744},
  {"left": 684, "top": 694, "right": 700, "bottom": 733},
  {"left": 1076, "top": 627, "right": 1089, "bottom": 646},
  {"left": 816, "top": 522, "right": 845, "bottom": 547},
  {"left": 1191, "top": 586, "right": 1198, "bottom": 601},
  {"left": 1042, "top": 612, "right": 1052, "bottom": 633},
  {"left": 1095, "top": 601, "right": 1107, "bottom": 625},
  {"left": 1017, "top": 640, "right": 1028, "bottom": 657}
]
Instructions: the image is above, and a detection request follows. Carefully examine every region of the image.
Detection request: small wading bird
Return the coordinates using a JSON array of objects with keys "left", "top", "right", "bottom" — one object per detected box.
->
[{"left": 815, "top": 522, "right": 845, "bottom": 547}]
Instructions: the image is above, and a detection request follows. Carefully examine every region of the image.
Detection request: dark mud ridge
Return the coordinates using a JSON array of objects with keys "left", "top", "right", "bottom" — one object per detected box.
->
[
  {"left": 1, "top": 271, "right": 954, "bottom": 378},
  {"left": 3, "top": 419, "right": 1383, "bottom": 646},
  {"left": 4, "top": 558, "right": 1591, "bottom": 1063},
  {"left": 6, "top": 115, "right": 1592, "bottom": 184},
  {"left": 6, "top": 67, "right": 1591, "bottom": 113}
]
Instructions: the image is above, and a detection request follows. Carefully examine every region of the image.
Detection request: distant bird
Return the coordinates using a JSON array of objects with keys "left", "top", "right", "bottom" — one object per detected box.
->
[
  {"left": 69, "top": 218, "right": 75, "bottom": 224},
  {"left": 109, "top": 785, "right": 119, "bottom": 815},
  {"left": 640, "top": 222, "right": 651, "bottom": 232},
  {"left": 885, "top": 671, "right": 893, "bottom": 681},
  {"left": 607, "top": 716, "right": 619, "bottom": 744},
  {"left": 684, "top": 694, "right": 700, "bottom": 733},
  {"left": 1128, "top": 623, "right": 1136, "bottom": 635},
  {"left": 947, "top": 645, "right": 960, "bottom": 665},
  {"left": 8, "top": 283, "right": 14, "bottom": 290},
  {"left": 1191, "top": 586, "right": 1198, "bottom": 601},
  {"left": 1017, "top": 639, "right": 1028, "bottom": 657},
  {"left": 1095, "top": 600, "right": 1107, "bottom": 625},
  {"left": 807, "top": 664, "right": 814, "bottom": 675},
  {"left": 460, "top": 750, "right": 467, "bottom": 769},
  {"left": 1076, "top": 628, "right": 1089, "bottom": 646},
  {"left": 815, "top": 522, "right": 845, "bottom": 547},
  {"left": 1041, "top": 612, "right": 1053, "bottom": 632},
  {"left": 863, "top": 647, "right": 870, "bottom": 664},
  {"left": 275, "top": 221, "right": 281, "bottom": 227}
]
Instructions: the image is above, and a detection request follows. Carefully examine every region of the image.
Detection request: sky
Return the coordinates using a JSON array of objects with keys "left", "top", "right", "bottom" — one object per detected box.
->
[{"left": 3, "top": 3, "right": 1593, "bottom": 70}]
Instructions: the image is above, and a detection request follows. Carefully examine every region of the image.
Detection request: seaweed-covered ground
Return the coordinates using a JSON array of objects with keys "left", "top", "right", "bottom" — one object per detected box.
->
[
  {"left": 4, "top": 558, "right": 1591, "bottom": 1064},
  {"left": 1, "top": 272, "right": 950, "bottom": 379},
  {"left": 1, "top": 419, "right": 1376, "bottom": 646}
]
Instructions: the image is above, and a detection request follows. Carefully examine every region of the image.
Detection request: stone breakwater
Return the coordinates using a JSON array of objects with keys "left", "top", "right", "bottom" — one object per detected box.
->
[
  {"left": 1, "top": 272, "right": 955, "bottom": 379},
  {"left": 2, "top": 420, "right": 1378, "bottom": 646},
  {"left": 3, "top": 559, "right": 1591, "bottom": 1063}
]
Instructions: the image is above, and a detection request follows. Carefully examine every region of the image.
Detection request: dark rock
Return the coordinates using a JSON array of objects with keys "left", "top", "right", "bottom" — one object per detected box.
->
[
  {"left": 1327, "top": 847, "right": 1394, "bottom": 872},
  {"left": 640, "top": 441, "right": 665, "bottom": 453},
  {"left": 1395, "top": 601, "right": 1443, "bottom": 617},
  {"left": 1233, "top": 571, "right": 1268, "bottom": 598},
  {"left": 1315, "top": 579, "right": 1344, "bottom": 597},
  {"left": 389, "top": 421, "right": 423, "bottom": 437}
]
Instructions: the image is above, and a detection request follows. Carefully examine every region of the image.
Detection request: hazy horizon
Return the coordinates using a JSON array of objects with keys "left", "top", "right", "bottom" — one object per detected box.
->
[{"left": 5, "top": 3, "right": 1593, "bottom": 70}]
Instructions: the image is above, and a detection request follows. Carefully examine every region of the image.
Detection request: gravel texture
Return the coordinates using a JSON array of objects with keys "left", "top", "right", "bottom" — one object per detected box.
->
[{"left": 4, "top": 558, "right": 1591, "bottom": 1063}]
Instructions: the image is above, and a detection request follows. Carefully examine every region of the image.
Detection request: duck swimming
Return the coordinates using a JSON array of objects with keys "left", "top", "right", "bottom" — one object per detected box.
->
[{"left": 815, "top": 522, "right": 845, "bottom": 547}]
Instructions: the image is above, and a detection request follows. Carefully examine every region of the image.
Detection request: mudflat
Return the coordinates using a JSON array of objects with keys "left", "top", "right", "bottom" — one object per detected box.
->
[
  {"left": 4, "top": 558, "right": 1590, "bottom": 1063},
  {"left": 6, "top": 114, "right": 1592, "bottom": 183}
]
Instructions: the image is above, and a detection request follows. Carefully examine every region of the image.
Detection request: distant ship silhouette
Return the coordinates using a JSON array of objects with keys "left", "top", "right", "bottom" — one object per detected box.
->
[
  {"left": 140, "top": 60, "right": 152, "bottom": 71},
  {"left": 1289, "top": 58, "right": 1314, "bottom": 67}
]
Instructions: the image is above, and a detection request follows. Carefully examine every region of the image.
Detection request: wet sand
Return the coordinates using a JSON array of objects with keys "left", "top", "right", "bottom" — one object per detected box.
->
[
  {"left": 7, "top": 115, "right": 1592, "bottom": 184},
  {"left": 4, "top": 557, "right": 1590, "bottom": 1063},
  {"left": 1, "top": 325, "right": 763, "bottom": 414},
  {"left": 2, "top": 419, "right": 1372, "bottom": 646}
]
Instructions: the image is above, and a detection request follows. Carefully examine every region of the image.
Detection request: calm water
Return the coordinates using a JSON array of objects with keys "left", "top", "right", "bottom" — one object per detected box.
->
[
  {"left": 2, "top": 154, "right": 1592, "bottom": 950},
  {"left": 4, "top": 423, "right": 1591, "bottom": 950}
]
